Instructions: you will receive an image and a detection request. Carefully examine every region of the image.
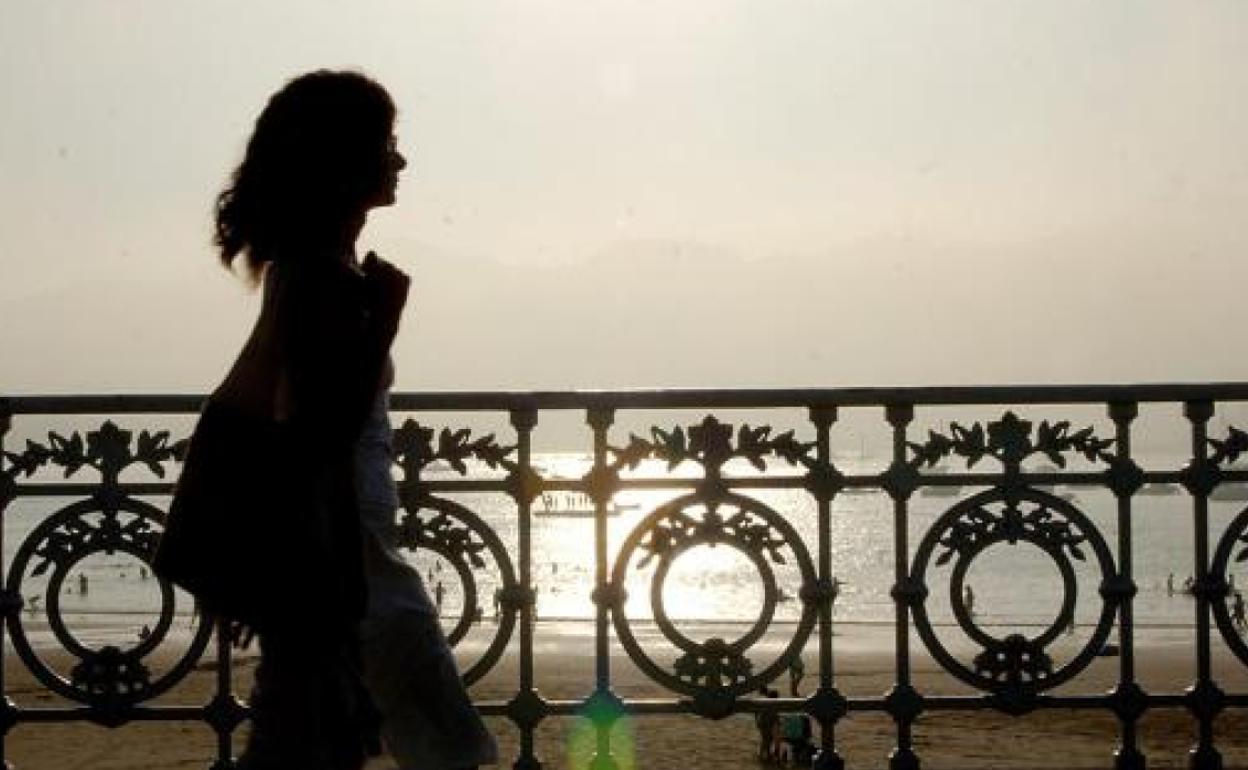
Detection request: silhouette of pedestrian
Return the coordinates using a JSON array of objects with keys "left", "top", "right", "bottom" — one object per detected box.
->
[
  {"left": 1167, "top": 572, "right": 1174, "bottom": 597},
  {"left": 183, "top": 70, "right": 495, "bottom": 770},
  {"left": 755, "top": 687, "right": 780, "bottom": 762},
  {"left": 964, "top": 584, "right": 975, "bottom": 618},
  {"left": 788, "top": 656, "right": 805, "bottom": 697},
  {"left": 1234, "top": 591, "right": 1247, "bottom": 631},
  {"left": 78, "top": 573, "right": 89, "bottom": 596},
  {"left": 435, "top": 580, "right": 445, "bottom": 613}
]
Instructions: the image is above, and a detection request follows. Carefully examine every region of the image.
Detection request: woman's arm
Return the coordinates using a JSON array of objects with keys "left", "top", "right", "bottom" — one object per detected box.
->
[{"left": 279, "top": 257, "right": 408, "bottom": 456}]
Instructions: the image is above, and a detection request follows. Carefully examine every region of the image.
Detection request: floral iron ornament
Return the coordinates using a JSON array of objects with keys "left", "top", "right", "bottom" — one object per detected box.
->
[
  {"left": 1207, "top": 424, "right": 1248, "bottom": 667},
  {"left": 608, "top": 492, "right": 817, "bottom": 705},
  {"left": 2, "top": 420, "right": 209, "bottom": 711},
  {"left": 598, "top": 416, "right": 818, "bottom": 710},
  {"left": 388, "top": 418, "right": 519, "bottom": 684},
  {"left": 908, "top": 411, "right": 1116, "bottom": 470},
  {"left": 609, "top": 415, "right": 815, "bottom": 475},
  {"left": 909, "top": 488, "right": 1118, "bottom": 704},
  {"left": 3, "top": 422, "right": 188, "bottom": 483},
  {"left": 392, "top": 420, "right": 517, "bottom": 478}
]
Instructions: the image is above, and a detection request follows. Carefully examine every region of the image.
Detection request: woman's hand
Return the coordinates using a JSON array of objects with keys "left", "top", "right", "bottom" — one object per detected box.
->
[{"left": 360, "top": 251, "right": 410, "bottom": 331}]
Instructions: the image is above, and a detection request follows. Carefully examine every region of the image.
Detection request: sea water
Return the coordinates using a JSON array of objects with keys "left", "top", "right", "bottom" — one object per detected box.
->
[{"left": 3, "top": 450, "right": 1239, "bottom": 649}]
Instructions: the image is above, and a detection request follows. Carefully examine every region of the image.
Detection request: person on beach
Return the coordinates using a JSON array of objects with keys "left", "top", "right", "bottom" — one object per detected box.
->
[
  {"left": 788, "top": 656, "right": 805, "bottom": 697},
  {"left": 778, "top": 711, "right": 815, "bottom": 766},
  {"left": 210, "top": 70, "right": 493, "bottom": 769},
  {"left": 963, "top": 584, "right": 975, "bottom": 618},
  {"left": 1233, "top": 591, "right": 1246, "bottom": 631},
  {"left": 755, "top": 687, "right": 780, "bottom": 762}
]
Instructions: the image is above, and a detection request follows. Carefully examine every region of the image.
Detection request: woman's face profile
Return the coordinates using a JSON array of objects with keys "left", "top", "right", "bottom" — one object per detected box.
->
[{"left": 367, "top": 134, "right": 407, "bottom": 209}]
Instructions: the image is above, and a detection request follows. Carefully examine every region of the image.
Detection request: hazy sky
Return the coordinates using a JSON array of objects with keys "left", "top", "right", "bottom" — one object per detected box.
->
[{"left": 2, "top": 1, "right": 1246, "bottom": 394}]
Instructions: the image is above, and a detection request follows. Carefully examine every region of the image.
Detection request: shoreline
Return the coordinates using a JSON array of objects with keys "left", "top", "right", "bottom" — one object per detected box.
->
[{"left": 5, "top": 613, "right": 1248, "bottom": 768}]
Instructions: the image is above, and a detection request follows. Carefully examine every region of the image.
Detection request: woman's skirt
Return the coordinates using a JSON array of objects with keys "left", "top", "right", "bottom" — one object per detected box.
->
[{"left": 359, "top": 502, "right": 498, "bottom": 769}]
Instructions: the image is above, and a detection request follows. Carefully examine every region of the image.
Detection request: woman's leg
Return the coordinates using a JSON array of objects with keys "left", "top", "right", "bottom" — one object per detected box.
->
[{"left": 359, "top": 519, "right": 497, "bottom": 769}]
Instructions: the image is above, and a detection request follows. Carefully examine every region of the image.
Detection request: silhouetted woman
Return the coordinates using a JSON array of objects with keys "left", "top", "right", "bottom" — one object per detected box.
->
[{"left": 211, "top": 70, "right": 495, "bottom": 769}]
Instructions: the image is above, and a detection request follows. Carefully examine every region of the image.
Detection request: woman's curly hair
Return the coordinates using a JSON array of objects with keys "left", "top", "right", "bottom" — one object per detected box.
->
[{"left": 214, "top": 70, "right": 396, "bottom": 278}]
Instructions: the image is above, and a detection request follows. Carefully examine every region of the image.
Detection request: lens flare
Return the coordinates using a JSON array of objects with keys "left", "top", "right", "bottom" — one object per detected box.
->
[{"left": 565, "top": 694, "right": 635, "bottom": 770}]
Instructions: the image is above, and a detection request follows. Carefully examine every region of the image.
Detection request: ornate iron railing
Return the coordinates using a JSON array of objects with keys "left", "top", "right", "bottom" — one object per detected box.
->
[{"left": 3, "top": 384, "right": 1248, "bottom": 769}]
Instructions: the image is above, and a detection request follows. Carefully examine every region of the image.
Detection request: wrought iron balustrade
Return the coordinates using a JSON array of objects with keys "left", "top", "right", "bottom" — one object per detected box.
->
[{"left": 3, "top": 384, "right": 1248, "bottom": 769}]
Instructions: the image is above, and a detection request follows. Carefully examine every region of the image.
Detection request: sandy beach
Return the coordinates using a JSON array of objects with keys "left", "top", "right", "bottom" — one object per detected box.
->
[{"left": 4, "top": 619, "right": 1248, "bottom": 769}]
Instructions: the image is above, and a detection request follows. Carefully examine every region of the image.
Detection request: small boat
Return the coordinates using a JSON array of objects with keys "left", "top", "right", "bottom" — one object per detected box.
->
[
  {"left": 920, "top": 465, "right": 961, "bottom": 497},
  {"left": 1031, "top": 463, "right": 1062, "bottom": 492},
  {"left": 1138, "top": 483, "right": 1180, "bottom": 496},
  {"left": 838, "top": 486, "right": 875, "bottom": 496},
  {"left": 1211, "top": 434, "right": 1248, "bottom": 501},
  {"left": 535, "top": 492, "right": 635, "bottom": 518},
  {"left": 1211, "top": 484, "right": 1248, "bottom": 502}
]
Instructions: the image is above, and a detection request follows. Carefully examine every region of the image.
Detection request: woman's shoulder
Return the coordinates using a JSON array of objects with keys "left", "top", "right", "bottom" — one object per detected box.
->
[
  {"left": 268, "top": 258, "right": 365, "bottom": 302},
  {"left": 269, "top": 255, "right": 361, "bottom": 283}
]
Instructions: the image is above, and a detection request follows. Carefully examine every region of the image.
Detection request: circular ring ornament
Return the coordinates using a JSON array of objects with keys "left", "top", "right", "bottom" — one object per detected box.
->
[
  {"left": 1210, "top": 503, "right": 1248, "bottom": 666},
  {"left": 5, "top": 497, "right": 213, "bottom": 707},
  {"left": 609, "top": 492, "right": 818, "bottom": 699},
  {"left": 395, "top": 495, "right": 518, "bottom": 685},
  {"left": 910, "top": 488, "right": 1117, "bottom": 695}
]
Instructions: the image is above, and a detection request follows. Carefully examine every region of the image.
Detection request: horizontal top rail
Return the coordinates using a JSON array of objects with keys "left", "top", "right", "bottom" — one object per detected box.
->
[{"left": 5, "top": 381, "right": 1248, "bottom": 414}]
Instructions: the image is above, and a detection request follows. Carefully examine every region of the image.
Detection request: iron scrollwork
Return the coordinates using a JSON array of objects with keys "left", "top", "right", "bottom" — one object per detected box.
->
[
  {"left": 907, "top": 412, "right": 1117, "bottom": 470},
  {"left": 391, "top": 419, "right": 519, "bottom": 684},
  {"left": 3, "top": 422, "right": 210, "bottom": 711},
  {"left": 904, "top": 412, "right": 1121, "bottom": 700},
  {"left": 1206, "top": 425, "right": 1248, "bottom": 664},
  {"left": 6, "top": 500, "right": 214, "bottom": 708},
  {"left": 2, "top": 421, "right": 188, "bottom": 483},
  {"left": 909, "top": 488, "right": 1118, "bottom": 699},
  {"left": 610, "top": 415, "right": 815, "bottom": 476},
  {"left": 606, "top": 417, "right": 818, "bottom": 709}
]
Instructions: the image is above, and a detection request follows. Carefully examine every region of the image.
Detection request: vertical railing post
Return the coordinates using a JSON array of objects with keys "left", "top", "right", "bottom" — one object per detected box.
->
[
  {"left": 883, "top": 404, "right": 920, "bottom": 770},
  {"left": 807, "top": 406, "right": 845, "bottom": 770},
  {"left": 585, "top": 406, "right": 621, "bottom": 770},
  {"left": 1183, "top": 400, "right": 1224, "bottom": 770},
  {"left": 508, "top": 408, "right": 545, "bottom": 770},
  {"left": 206, "top": 616, "right": 245, "bottom": 770},
  {"left": 1108, "top": 401, "right": 1145, "bottom": 770},
  {"left": 0, "top": 402, "right": 16, "bottom": 768}
]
